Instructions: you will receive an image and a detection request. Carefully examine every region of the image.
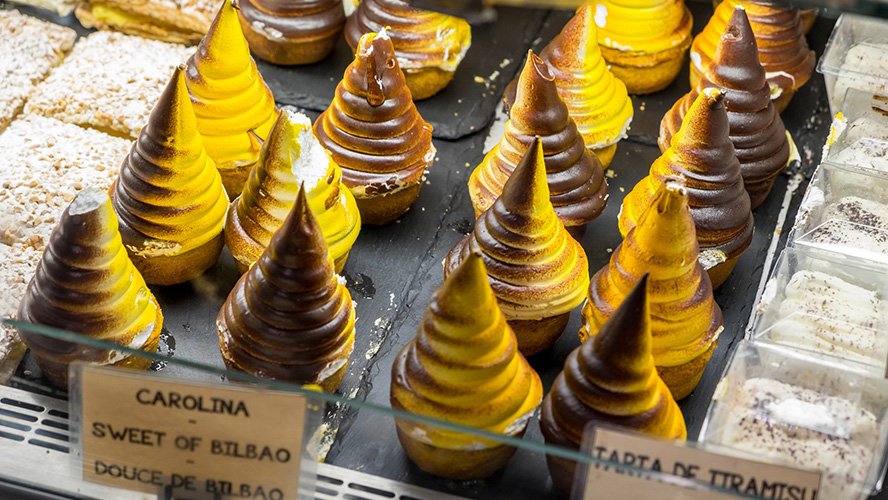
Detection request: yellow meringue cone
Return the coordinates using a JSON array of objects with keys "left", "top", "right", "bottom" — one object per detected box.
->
[
  {"left": 111, "top": 66, "right": 229, "bottom": 286},
  {"left": 690, "top": 0, "right": 814, "bottom": 112},
  {"left": 593, "top": 0, "right": 693, "bottom": 94},
  {"left": 621, "top": 88, "right": 753, "bottom": 289},
  {"left": 345, "top": 0, "right": 471, "bottom": 100},
  {"left": 185, "top": 0, "right": 279, "bottom": 197},
  {"left": 218, "top": 185, "right": 355, "bottom": 393},
  {"left": 225, "top": 110, "right": 360, "bottom": 275},
  {"left": 542, "top": 273, "right": 685, "bottom": 497},
  {"left": 391, "top": 253, "right": 543, "bottom": 479},
  {"left": 18, "top": 188, "right": 163, "bottom": 388},
  {"left": 449, "top": 137, "right": 589, "bottom": 356},
  {"left": 470, "top": 52, "right": 608, "bottom": 238},
  {"left": 583, "top": 180, "right": 723, "bottom": 399},
  {"left": 502, "top": 4, "right": 633, "bottom": 164}
]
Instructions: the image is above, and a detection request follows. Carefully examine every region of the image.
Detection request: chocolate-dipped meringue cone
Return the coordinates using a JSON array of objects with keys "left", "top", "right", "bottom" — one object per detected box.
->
[
  {"left": 314, "top": 29, "right": 435, "bottom": 225},
  {"left": 593, "top": 0, "right": 693, "bottom": 94},
  {"left": 690, "top": 0, "right": 815, "bottom": 113},
  {"left": 667, "top": 6, "right": 791, "bottom": 209},
  {"left": 391, "top": 253, "right": 543, "bottom": 479},
  {"left": 226, "top": 110, "right": 360, "bottom": 274},
  {"left": 345, "top": 0, "right": 471, "bottom": 100},
  {"left": 111, "top": 66, "right": 229, "bottom": 286},
  {"left": 623, "top": 89, "right": 753, "bottom": 289},
  {"left": 470, "top": 52, "right": 608, "bottom": 239},
  {"left": 237, "top": 0, "right": 345, "bottom": 65},
  {"left": 582, "top": 181, "right": 723, "bottom": 400},
  {"left": 217, "top": 185, "right": 355, "bottom": 392},
  {"left": 18, "top": 188, "right": 163, "bottom": 388},
  {"left": 185, "top": 0, "right": 279, "bottom": 198},
  {"left": 502, "top": 5, "right": 633, "bottom": 167},
  {"left": 447, "top": 138, "right": 589, "bottom": 356},
  {"left": 542, "top": 274, "right": 686, "bottom": 498}
]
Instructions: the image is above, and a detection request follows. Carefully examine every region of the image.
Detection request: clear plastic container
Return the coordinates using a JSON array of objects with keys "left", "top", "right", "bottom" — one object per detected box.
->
[
  {"left": 818, "top": 13, "right": 888, "bottom": 115},
  {"left": 700, "top": 340, "right": 888, "bottom": 500},
  {"left": 790, "top": 161, "right": 888, "bottom": 263},
  {"left": 751, "top": 244, "right": 888, "bottom": 376},
  {"left": 823, "top": 87, "right": 888, "bottom": 172}
]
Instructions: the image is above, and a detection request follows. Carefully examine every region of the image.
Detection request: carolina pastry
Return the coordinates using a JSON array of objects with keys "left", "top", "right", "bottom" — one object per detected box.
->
[
  {"left": 185, "top": 0, "right": 279, "bottom": 198},
  {"left": 345, "top": 0, "right": 471, "bottom": 100},
  {"left": 470, "top": 52, "right": 608, "bottom": 239},
  {"left": 583, "top": 180, "right": 723, "bottom": 399},
  {"left": 17, "top": 188, "right": 163, "bottom": 388},
  {"left": 391, "top": 253, "right": 543, "bottom": 479},
  {"left": 237, "top": 0, "right": 345, "bottom": 65},
  {"left": 502, "top": 5, "right": 633, "bottom": 167},
  {"left": 690, "top": 0, "right": 815, "bottom": 112},
  {"left": 663, "top": 6, "right": 791, "bottom": 209},
  {"left": 314, "top": 29, "right": 435, "bottom": 225},
  {"left": 111, "top": 66, "right": 229, "bottom": 286},
  {"left": 75, "top": 0, "right": 216, "bottom": 45},
  {"left": 591, "top": 0, "right": 693, "bottom": 94},
  {"left": 217, "top": 185, "right": 355, "bottom": 392},
  {"left": 0, "top": 11, "right": 75, "bottom": 133},
  {"left": 623, "top": 89, "right": 753, "bottom": 289},
  {"left": 541, "top": 274, "right": 686, "bottom": 498},
  {"left": 226, "top": 110, "right": 361, "bottom": 274},
  {"left": 447, "top": 138, "right": 589, "bottom": 356}
]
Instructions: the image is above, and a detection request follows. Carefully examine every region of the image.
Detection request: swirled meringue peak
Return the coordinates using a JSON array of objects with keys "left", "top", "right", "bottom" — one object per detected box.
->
[
  {"left": 226, "top": 110, "right": 360, "bottom": 274},
  {"left": 391, "top": 253, "right": 543, "bottom": 479},
  {"left": 185, "top": 0, "right": 279, "bottom": 196},
  {"left": 594, "top": 0, "right": 692, "bottom": 54},
  {"left": 314, "top": 29, "right": 435, "bottom": 224},
  {"left": 541, "top": 273, "right": 686, "bottom": 496},
  {"left": 503, "top": 4, "right": 633, "bottom": 153},
  {"left": 690, "top": 0, "right": 814, "bottom": 110},
  {"left": 217, "top": 185, "right": 355, "bottom": 392},
  {"left": 624, "top": 89, "right": 753, "bottom": 286},
  {"left": 471, "top": 51, "right": 607, "bottom": 236},
  {"left": 670, "top": 6, "right": 790, "bottom": 209},
  {"left": 18, "top": 188, "right": 163, "bottom": 388},
  {"left": 111, "top": 65, "right": 229, "bottom": 285},
  {"left": 583, "top": 180, "right": 723, "bottom": 399},
  {"left": 449, "top": 138, "right": 589, "bottom": 355}
]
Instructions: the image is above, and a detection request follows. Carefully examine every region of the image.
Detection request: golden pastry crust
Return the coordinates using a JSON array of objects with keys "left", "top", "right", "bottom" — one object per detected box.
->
[
  {"left": 582, "top": 180, "right": 722, "bottom": 399},
  {"left": 448, "top": 138, "right": 589, "bottom": 355},
  {"left": 237, "top": 0, "right": 345, "bottom": 65},
  {"left": 75, "top": 0, "right": 216, "bottom": 45},
  {"left": 471, "top": 52, "right": 608, "bottom": 236},
  {"left": 218, "top": 186, "right": 355, "bottom": 392},
  {"left": 391, "top": 254, "right": 542, "bottom": 479}
]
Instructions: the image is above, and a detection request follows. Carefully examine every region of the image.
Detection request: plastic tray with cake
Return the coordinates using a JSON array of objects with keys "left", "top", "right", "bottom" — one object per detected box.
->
[
  {"left": 818, "top": 13, "right": 888, "bottom": 115},
  {"left": 823, "top": 87, "right": 888, "bottom": 173},
  {"left": 750, "top": 244, "right": 888, "bottom": 376},
  {"left": 790, "top": 161, "right": 888, "bottom": 263},
  {"left": 700, "top": 340, "right": 888, "bottom": 500}
]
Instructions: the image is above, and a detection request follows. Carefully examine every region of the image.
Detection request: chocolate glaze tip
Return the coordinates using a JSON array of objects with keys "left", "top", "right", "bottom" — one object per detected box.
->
[
  {"left": 499, "top": 136, "right": 549, "bottom": 216},
  {"left": 587, "top": 272, "right": 651, "bottom": 385}
]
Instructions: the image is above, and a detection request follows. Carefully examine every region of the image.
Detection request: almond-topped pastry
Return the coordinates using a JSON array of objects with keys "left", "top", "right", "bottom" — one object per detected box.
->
[
  {"left": 238, "top": 0, "right": 345, "bottom": 65},
  {"left": 690, "top": 0, "right": 815, "bottom": 112},
  {"left": 218, "top": 185, "right": 355, "bottom": 393},
  {"left": 111, "top": 66, "right": 228, "bottom": 286},
  {"left": 314, "top": 29, "right": 435, "bottom": 225},
  {"left": 447, "top": 138, "right": 589, "bottom": 356},
  {"left": 391, "top": 253, "right": 543, "bottom": 479},
  {"left": 666, "top": 6, "right": 791, "bottom": 208},
  {"left": 185, "top": 0, "right": 279, "bottom": 198},
  {"left": 502, "top": 5, "right": 633, "bottom": 167},
  {"left": 542, "top": 274, "right": 686, "bottom": 498},
  {"left": 471, "top": 52, "right": 608, "bottom": 239},
  {"left": 583, "top": 180, "right": 723, "bottom": 399},
  {"left": 622, "top": 89, "right": 753, "bottom": 289},
  {"left": 345, "top": 0, "right": 471, "bottom": 100},
  {"left": 226, "top": 110, "right": 360, "bottom": 274},
  {"left": 17, "top": 188, "right": 163, "bottom": 388},
  {"left": 591, "top": 0, "right": 693, "bottom": 94}
]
